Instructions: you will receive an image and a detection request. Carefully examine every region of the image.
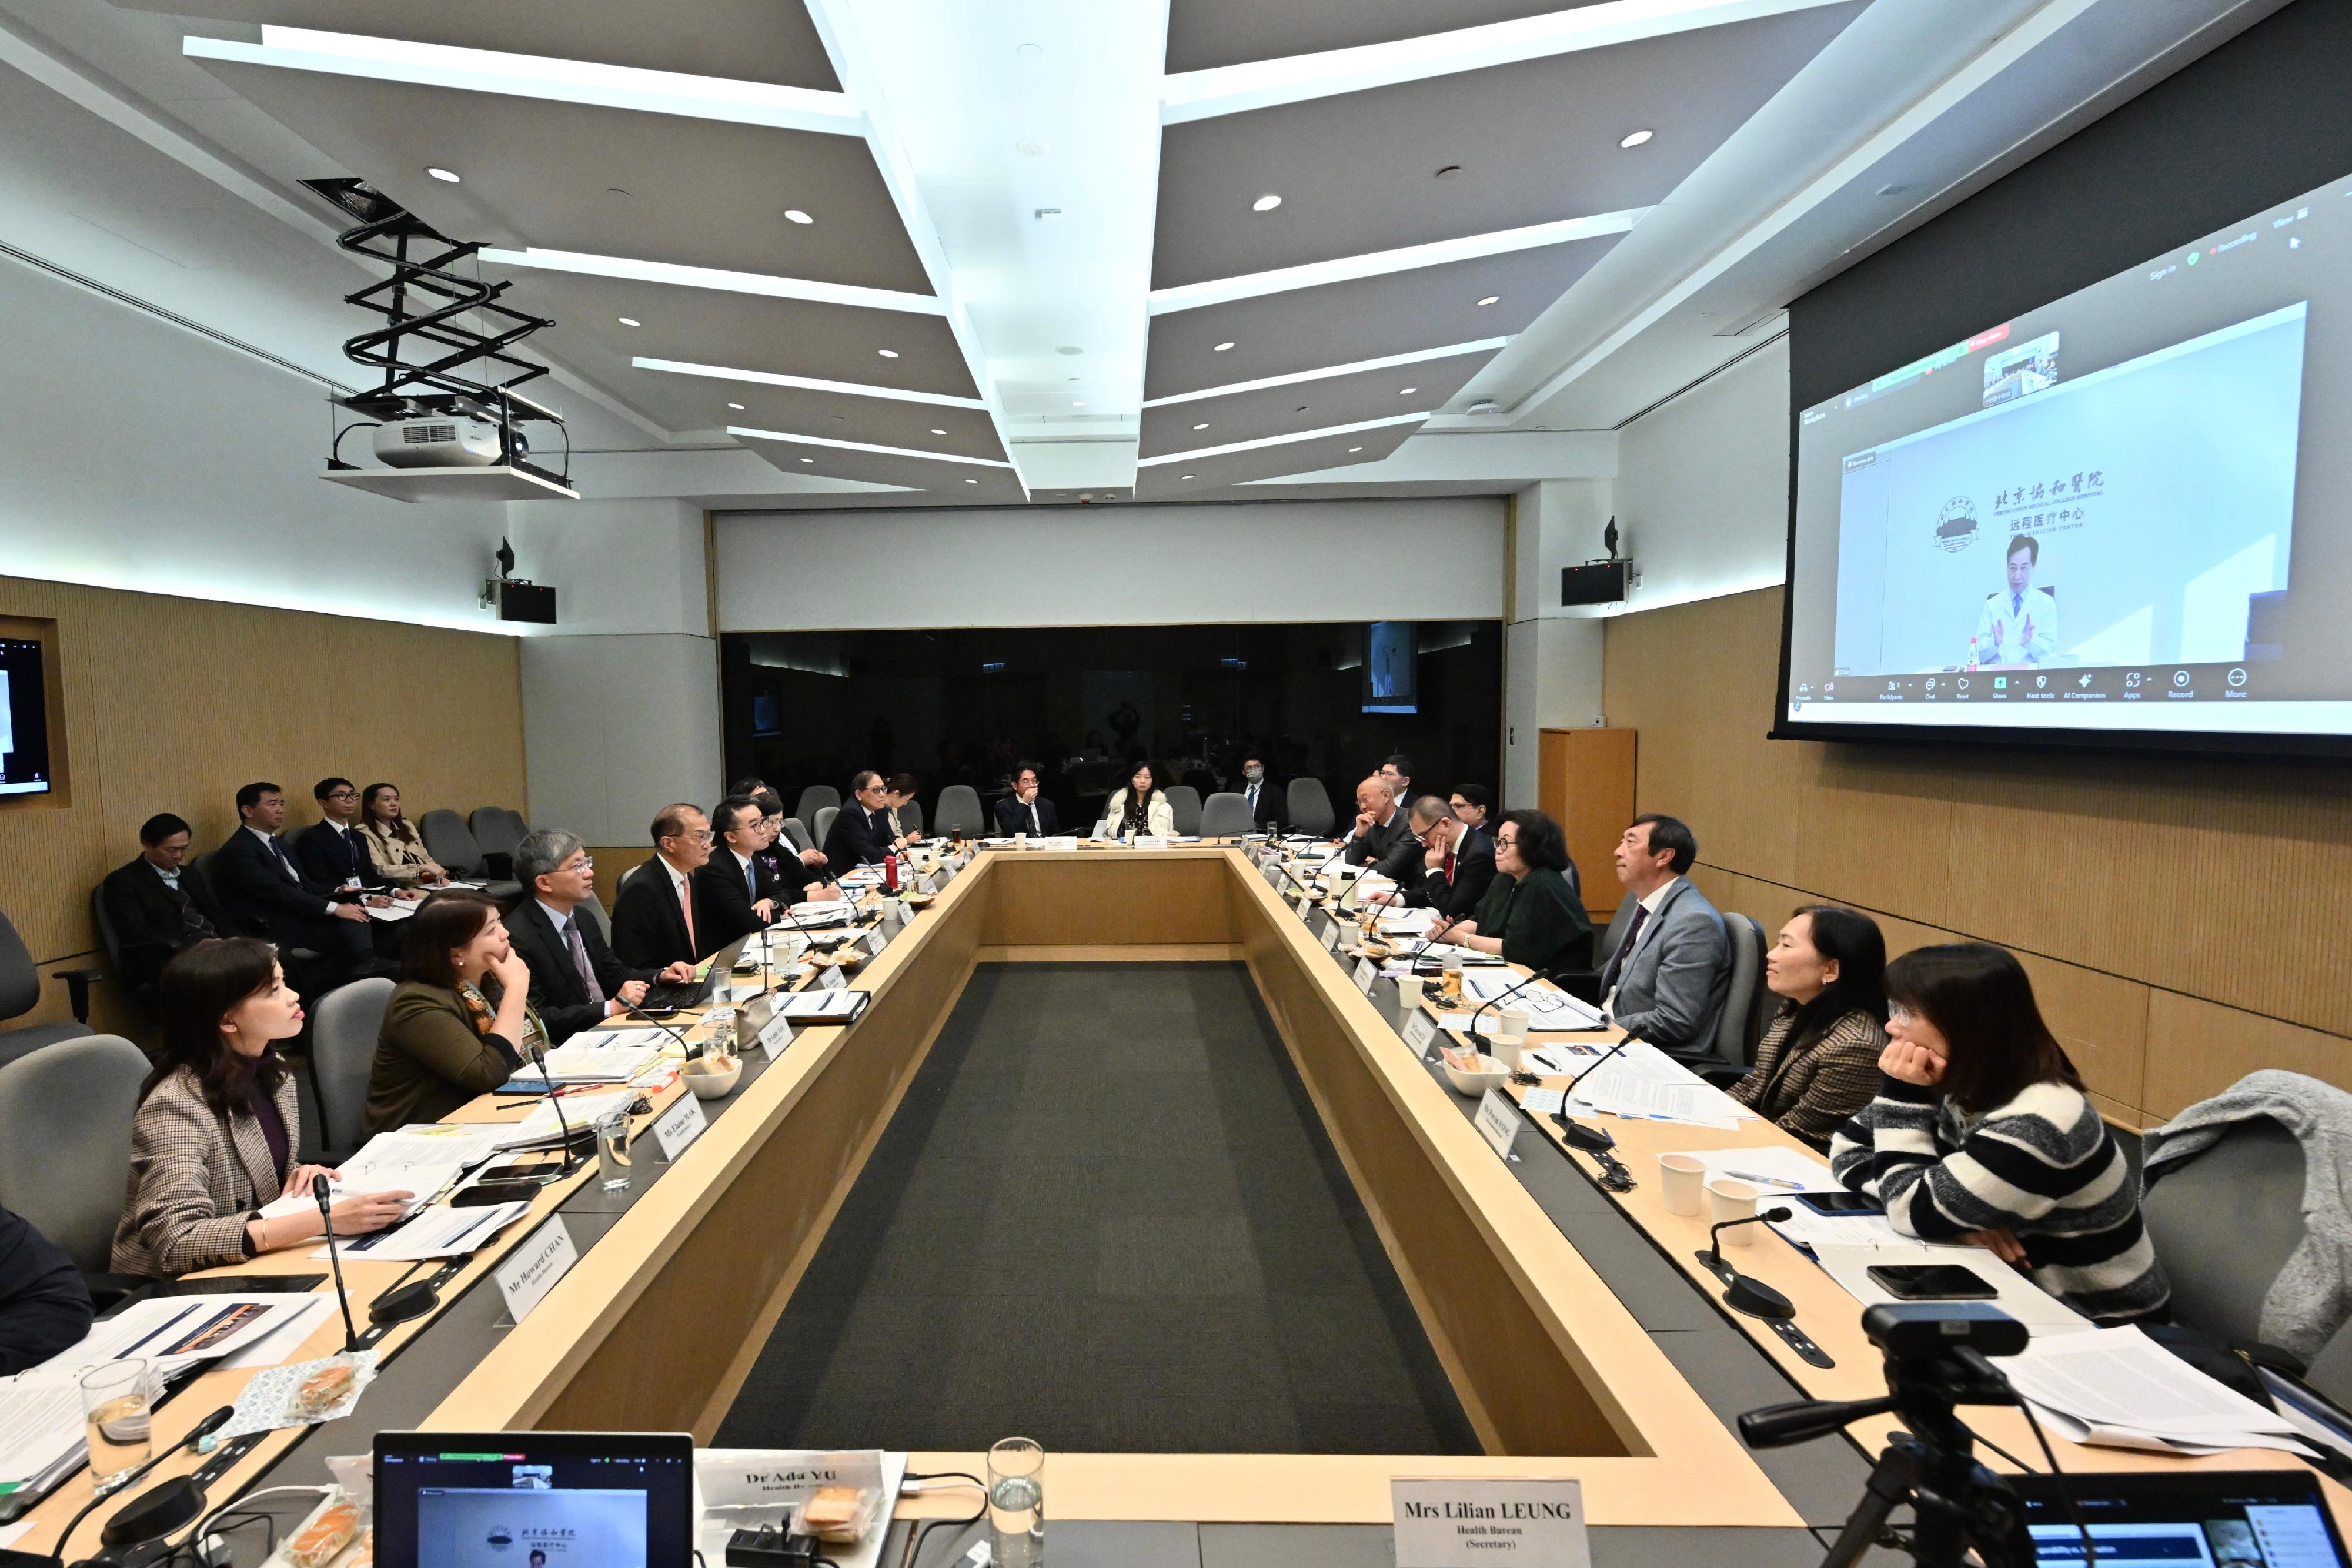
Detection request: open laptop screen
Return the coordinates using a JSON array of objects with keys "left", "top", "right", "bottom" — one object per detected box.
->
[
  {"left": 373, "top": 1432, "right": 694, "bottom": 1568},
  {"left": 2014, "top": 1469, "right": 2350, "bottom": 1566}
]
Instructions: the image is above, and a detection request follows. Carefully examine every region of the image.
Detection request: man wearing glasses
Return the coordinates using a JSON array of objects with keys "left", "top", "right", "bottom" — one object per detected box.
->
[
  {"left": 611, "top": 801, "right": 719, "bottom": 969},
  {"left": 508, "top": 828, "right": 694, "bottom": 1044}
]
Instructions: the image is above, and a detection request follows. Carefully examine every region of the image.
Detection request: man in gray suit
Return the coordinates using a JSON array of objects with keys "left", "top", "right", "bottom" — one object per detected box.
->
[{"left": 1596, "top": 814, "right": 1730, "bottom": 1051}]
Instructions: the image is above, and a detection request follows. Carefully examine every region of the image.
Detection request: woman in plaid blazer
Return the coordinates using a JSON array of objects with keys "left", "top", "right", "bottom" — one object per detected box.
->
[
  {"left": 111, "top": 938, "right": 411, "bottom": 1277},
  {"left": 1727, "top": 905, "right": 1890, "bottom": 1151}
]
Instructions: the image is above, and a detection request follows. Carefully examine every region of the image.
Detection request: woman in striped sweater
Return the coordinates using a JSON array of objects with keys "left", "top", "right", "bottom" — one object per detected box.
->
[{"left": 1830, "top": 942, "right": 2169, "bottom": 1324}]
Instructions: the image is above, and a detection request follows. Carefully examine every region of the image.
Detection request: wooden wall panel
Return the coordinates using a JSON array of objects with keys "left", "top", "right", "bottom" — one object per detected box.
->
[
  {"left": 0, "top": 575, "right": 525, "bottom": 1031},
  {"left": 1608, "top": 587, "right": 2351, "bottom": 1127}
]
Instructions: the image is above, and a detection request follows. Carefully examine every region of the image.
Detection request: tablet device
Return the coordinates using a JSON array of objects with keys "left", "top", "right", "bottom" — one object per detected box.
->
[{"left": 2010, "top": 1466, "right": 2351, "bottom": 1565}]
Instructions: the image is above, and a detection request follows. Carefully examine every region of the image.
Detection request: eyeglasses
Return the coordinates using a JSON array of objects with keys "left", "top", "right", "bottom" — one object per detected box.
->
[
  {"left": 563, "top": 857, "right": 596, "bottom": 873},
  {"left": 1495, "top": 835, "right": 1518, "bottom": 850},
  {"left": 1888, "top": 1004, "right": 1917, "bottom": 1025},
  {"left": 325, "top": 790, "right": 358, "bottom": 802}
]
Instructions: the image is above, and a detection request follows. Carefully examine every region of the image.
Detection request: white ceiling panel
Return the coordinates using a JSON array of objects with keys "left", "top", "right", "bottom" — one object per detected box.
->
[
  {"left": 1151, "top": 2, "right": 1863, "bottom": 289},
  {"left": 643, "top": 380, "right": 1005, "bottom": 461},
  {"left": 190, "top": 60, "right": 933, "bottom": 292},
  {"left": 109, "top": 0, "right": 841, "bottom": 91},
  {"left": 1166, "top": 0, "right": 1617, "bottom": 74},
  {"left": 1134, "top": 420, "right": 1422, "bottom": 500},
  {"left": 1139, "top": 349, "right": 1491, "bottom": 460},
  {"left": 737, "top": 429, "right": 1027, "bottom": 502}
]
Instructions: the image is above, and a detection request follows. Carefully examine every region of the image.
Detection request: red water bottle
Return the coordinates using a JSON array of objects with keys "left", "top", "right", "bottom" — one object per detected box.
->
[{"left": 884, "top": 853, "right": 901, "bottom": 894}]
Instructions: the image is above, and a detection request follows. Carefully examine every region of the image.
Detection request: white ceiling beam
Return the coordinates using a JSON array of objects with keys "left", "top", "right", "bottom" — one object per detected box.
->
[
  {"left": 182, "top": 29, "right": 867, "bottom": 135},
  {"left": 1148, "top": 210, "right": 1645, "bottom": 315},
  {"left": 1141, "top": 338, "right": 1511, "bottom": 407},
  {"left": 729, "top": 426, "right": 1015, "bottom": 467},
  {"left": 1135, "top": 409, "right": 1430, "bottom": 466},
  {"left": 634, "top": 357, "right": 989, "bottom": 409},
  {"left": 483, "top": 248, "right": 944, "bottom": 315},
  {"left": 1161, "top": 0, "right": 1856, "bottom": 123}
]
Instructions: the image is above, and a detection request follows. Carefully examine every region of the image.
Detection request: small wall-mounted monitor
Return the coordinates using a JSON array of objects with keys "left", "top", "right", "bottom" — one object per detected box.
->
[
  {"left": 0, "top": 636, "right": 54, "bottom": 798},
  {"left": 1363, "top": 621, "right": 1418, "bottom": 714}
]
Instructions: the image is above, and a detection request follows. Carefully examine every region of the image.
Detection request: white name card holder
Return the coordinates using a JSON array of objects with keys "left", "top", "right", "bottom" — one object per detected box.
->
[
  {"left": 819, "top": 964, "right": 847, "bottom": 991},
  {"left": 652, "top": 1092, "right": 707, "bottom": 1162},
  {"left": 1403, "top": 1009, "right": 1439, "bottom": 1058},
  {"left": 1474, "top": 1087, "right": 1523, "bottom": 1164},
  {"left": 493, "top": 1217, "right": 578, "bottom": 1327},
  {"left": 756, "top": 1009, "right": 794, "bottom": 1057},
  {"left": 1353, "top": 957, "right": 1378, "bottom": 994},
  {"left": 1391, "top": 1477, "right": 1589, "bottom": 1568}
]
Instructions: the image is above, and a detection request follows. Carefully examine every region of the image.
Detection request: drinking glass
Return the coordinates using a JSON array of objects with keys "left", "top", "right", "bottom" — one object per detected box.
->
[
  {"left": 987, "top": 1437, "right": 1044, "bottom": 1568},
  {"left": 81, "top": 1359, "right": 155, "bottom": 1495},
  {"left": 596, "top": 1109, "right": 633, "bottom": 1192}
]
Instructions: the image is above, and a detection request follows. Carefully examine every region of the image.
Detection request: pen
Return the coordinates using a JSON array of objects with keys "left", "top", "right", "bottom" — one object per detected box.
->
[{"left": 1723, "top": 1169, "right": 1806, "bottom": 1189}]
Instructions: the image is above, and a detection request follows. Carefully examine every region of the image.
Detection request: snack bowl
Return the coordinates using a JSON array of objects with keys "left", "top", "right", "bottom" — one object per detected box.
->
[
  {"left": 1439, "top": 1050, "right": 1513, "bottom": 1097},
  {"left": 903, "top": 892, "right": 936, "bottom": 910},
  {"left": 683, "top": 1054, "right": 742, "bottom": 1099}
]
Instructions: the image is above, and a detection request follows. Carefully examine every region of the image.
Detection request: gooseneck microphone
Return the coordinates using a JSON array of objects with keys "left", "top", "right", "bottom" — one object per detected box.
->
[
  {"left": 312, "top": 1175, "right": 360, "bottom": 1354},
  {"left": 1699, "top": 1207, "right": 1799, "bottom": 1322},
  {"left": 526, "top": 1041, "right": 583, "bottom": 1175},
  {"left": 48, "top": 1405, "right": 235, "bottom": 1566},
  {"left": 1708, "top": 1206, "right": 1796, "bottom": 1266},
  {"left": 1466, "top": 965, "right": 1557, "bottom": 1038},
  {"left": 1553, "top": 1032, "right": 1642, "bottom": 1156}
]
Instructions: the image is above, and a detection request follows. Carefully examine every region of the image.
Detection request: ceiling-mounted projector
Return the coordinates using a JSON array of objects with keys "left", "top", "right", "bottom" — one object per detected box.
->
[{"left": 375, "top": 416, "right": 501, "bottom": 469}]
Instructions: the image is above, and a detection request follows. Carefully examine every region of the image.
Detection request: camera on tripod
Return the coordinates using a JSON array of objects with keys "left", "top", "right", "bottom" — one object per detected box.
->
[{"left": 1739, "top": 1302, "right": 2043, "bottom": 1568}]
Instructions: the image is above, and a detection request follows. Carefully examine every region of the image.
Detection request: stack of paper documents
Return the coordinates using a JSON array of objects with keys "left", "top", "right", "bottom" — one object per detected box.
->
[
  {"left": 345, "top": 1121, "right": 511, "bottom": 1175},
  {"left": 34, "top": 1296, "right": 313, "bottom": 1376},
  {"left": 774, "top": 989, "right": 867, "bottom": 1021},
  {"left": 507, "top": 1033, "right": 664, "bottom": 1086},
  {"left": 778, "top": 901, "right": 856, "bottom": 927},
  {"left": 1438, "top": 974, "right": 1606, "bottom": 1032},
  {"left": 0, "top": 1377, "right": 87, "bottom": 1502},
  {"left": 494, "top": 1090, "right": 634, "bottom": 1150},
  {"left": 1997, "top": 1328, "right": 2313, "bottom": 1456},
  {"left": 1549, "top": 1039, "right": 1754, "bottom": 1128},
  {"left": 313, "top": 1200, "right": 532, "bottom": 1262}
]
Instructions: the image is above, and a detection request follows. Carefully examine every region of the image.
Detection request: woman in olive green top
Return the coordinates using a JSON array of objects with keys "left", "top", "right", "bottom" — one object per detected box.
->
[
  {"left": 364, "top": 890, "right": 543, "bottom": 1136},
  {"left": 1455, "top": 809, "right": 1594, "bottom": 973}
]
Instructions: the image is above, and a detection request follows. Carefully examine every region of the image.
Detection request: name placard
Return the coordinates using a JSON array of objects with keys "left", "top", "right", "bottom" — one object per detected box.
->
[
  {"left": 1319, "top": 921, "right": 1342, "bottom": 952},
  {"left": 1403, "top": 1009, "right": 1438, "bottom": 1054},
  {"left": 494, "top": 1217, "right": 577, "bottom": 1325},
  {"left": 1474, "top": 1087, "right": 1522, "bottom": 1161},
  {"left": 866, "top": 925, "right": 891, "bottom": 957},
  {"left": 652, "top": 1091, "right": 707, "bottom": 1161},
  {"left": 1294, "top": 891, "right": 1312, "bottom": 916},
  {"left": 696, "top": 1449, "right": 887, "bottom": 1511},
  {"left": 1353, "top": 957, "right": 1378, "bottom": 994},
  {"left": 1392, "top": 1478, "right": 1589, "bottom": 1568},
  {"left": 1134, "top": 835, "right": 1169, "bottom": 851},
  {"left": 757, "top": 1009, "right": 794, "bottom": 1056},
  {"left": 819, "top": 964, "right": 847, "bottom": 991}
]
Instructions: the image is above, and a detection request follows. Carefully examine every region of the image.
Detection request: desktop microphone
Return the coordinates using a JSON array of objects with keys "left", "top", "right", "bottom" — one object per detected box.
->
[
  {"left": 1551, "top": 1032, "right": 1643, "bottom": 1155},
  {"left": 48, "top": 1405, "right": 234, "bottom": 1567},
  {"left": 1700, "top": 1208, "right": 1799, "bottom": 1321},
  {"left": 1466, "top": 965, "right": 1558, "bottom": 1038},
  {"left": 312, "top": 1175, "right": 360, "bottom": 1355},
  {"left": 526, "top": 1042, "right": 584, "bottom": 1175},
  {"left": 617, "top": 997, "right": 700, "bottom": 1061}
]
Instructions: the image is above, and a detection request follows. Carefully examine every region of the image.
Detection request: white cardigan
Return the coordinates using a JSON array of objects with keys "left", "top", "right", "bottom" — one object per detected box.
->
[{"left": 1098, "top": 788, "right": 1176, "bottom": 837}]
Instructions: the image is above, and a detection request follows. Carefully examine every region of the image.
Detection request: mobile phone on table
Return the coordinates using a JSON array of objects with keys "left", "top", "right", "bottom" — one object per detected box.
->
[
  {"left": 452, "top": 1180, "right": 542, "bottom": 1206},
  {"left": 1795, "top": 1191, "right": 1883, "bottom": 1216},
  {"left": 482, "top": 1152, "right": 564, "bottom": 1183},
  {"left": 1866, "top": 1263, "right": 1998, "bottom": 1300}
]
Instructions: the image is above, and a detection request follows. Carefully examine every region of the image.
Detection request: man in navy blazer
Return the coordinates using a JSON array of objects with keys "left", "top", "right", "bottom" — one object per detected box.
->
[
  {"left": 993, "top": 762, "right": 1061, "bottom": 837},
  {"left": 823, "top": 771, "right": 896, "bottom": 873},
  {"left": 212, "top": 781, "right": 380, "bottom": 986},
  {"left": 1237, "top": 756, "right": 1282, "bottom": 828}
]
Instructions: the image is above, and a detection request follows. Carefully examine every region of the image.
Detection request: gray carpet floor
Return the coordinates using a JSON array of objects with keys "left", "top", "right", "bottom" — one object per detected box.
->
[{"left": 714, "top": 962, "right": 1479, "bottom": 1454}]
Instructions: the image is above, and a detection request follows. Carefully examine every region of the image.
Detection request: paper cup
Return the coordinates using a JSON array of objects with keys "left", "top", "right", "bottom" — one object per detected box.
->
[
  {"left": 1706, "top": 1178, "right": 1761, "bottom": 1241},
  {"left": 1395, "top": 975, "right": 1425, "bottom": 1013},
  {"left": 1659, "top": 1154, "right": 1707, "bottom": 1216},
  {"left": 1499, "top": 1008, "right": 1531, "bottom": 1038},
  {"left": 1337, "top": 919, "right": 1361, "bottom": 949},
  {"left": 1014, "top": 830, "right": 1027, "bottom": 845},
  {"left": 1490, "top": 1031, "right": 1526, "bottom": 1072}
]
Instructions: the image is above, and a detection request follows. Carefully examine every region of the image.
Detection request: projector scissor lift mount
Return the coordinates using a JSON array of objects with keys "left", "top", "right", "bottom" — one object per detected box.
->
[{"left": 303, "top": 177, "right": 570, "bottom": 489}]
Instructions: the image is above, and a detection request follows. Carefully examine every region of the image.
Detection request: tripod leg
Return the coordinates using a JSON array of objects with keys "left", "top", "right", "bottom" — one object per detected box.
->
[{"left": 1820, "top": 1443, "right": 1917, "bottom": 1568}]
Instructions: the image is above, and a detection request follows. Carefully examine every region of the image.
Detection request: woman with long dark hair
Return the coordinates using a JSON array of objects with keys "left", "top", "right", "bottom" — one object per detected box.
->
[
  {"left": 1101, "top": 760, "right": 1175, "bottom": 838},
  {"left": 358, "top": 783, "right": 448, "bottom": 888},
  {"left": 1727, "top": 906, "right": 1889, "bottom": 1149},
  {"left": 1831, "top": 942, "right": 2168, "bottom": 1322},
  {"left": 112, "top": 938, "right": 410, "bottom": 1275},
  {"left": 365, "top": 890, "right": 540, "bottom": 1136}
]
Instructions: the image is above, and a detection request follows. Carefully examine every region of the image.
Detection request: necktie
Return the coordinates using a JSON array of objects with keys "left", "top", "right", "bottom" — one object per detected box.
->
[
  {"left": 747, "top": 858, "right": 759, "bottom": 901},
  {"left": 1443, "top": 848, "right": 1456, "bottom": 883},
  {"left": 268, "top": 837, "right": 298, "bottom": 882},
  {"left": 1600, "top": 902, "right": 1652, "bottom": 996},
  {"left": 2012, "top": 592, "right": 2022, "bottom": 618},
  {"left": 678, "top": 875, "right": 697, "bottom": 952},
  {"left": 563, "top": 915, "right": 604, "bottom": 1007},
  {"left": 1029, "top": 802, "right": 1040, "bottom": 834}
]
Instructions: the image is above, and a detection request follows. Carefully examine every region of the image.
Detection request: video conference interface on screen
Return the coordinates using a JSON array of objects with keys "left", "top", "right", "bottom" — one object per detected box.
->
[
  {"left": 377, "top": 1446, "right": 692, "bottom": 1568},
  {"left": 1785, "top": 170, "right": 2352, "bottom": 738},
  {"left": 0, "top": 638, "right": 51, "bottom": 797},
  {"left": 2022, "top": 1483, "right": 2348, "bottom": 1567}
]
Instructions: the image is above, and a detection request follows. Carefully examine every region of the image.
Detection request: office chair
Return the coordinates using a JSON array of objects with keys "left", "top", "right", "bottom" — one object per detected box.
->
[
  {"left": 469, "top": 806, "right": 526, "bottom": 877},
  {"left": 2145, "top": 1112, "right": 2313, "bottom": 1356},
  {"left": 310, "top": 977, "right": 394, "bottom": 1159},
  {"left": 418, "top": 809, "right": 480, "bottom": 875},
  {"left": 794, "top": 785, "right": 840, "bottom": 839},
  {"left": 1284, "top": 777, "right": 1335, "bottom": 837},
  {"left": 0, "top": 909, "right": 95, "bottom": 1071},
  {"left": 0, "top": 1034, "right": 149, "bottom": 1293},
  {"left": 1689, "top": 912, "right": 1766, "bottom": 1080},
  {"left": 814, "top": 805, "right": 840, "bottom": 848},
  {"left": 781, "top": 818, "right": 816, "bottom": 855},
  {"left": 1197, "top": 791, "right": 1257, "bottom": 838},
  {"left": 1163, "top": 785, "right": 1202, "bottom": 835},
  {"left": 934, "top": 786, "right": 985, "bottom": 837},
  {"left": 898, "top": 799, "right": 925, "bottom": 839}
]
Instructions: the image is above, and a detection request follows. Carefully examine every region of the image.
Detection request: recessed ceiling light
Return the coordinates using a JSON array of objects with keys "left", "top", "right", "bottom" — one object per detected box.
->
[
  {"left": 1399, "top": 386, "right": 1417, "bottom": 394},
  {"left": 727, "top": 402, "right": 745, "bottom": 410},
  {"left": 1072, "top": 400, "right": 1085, "bottom": 407},
  {"left": 1349, "top": 446, "right": 1364, "bottom": 453},
  {"left": 930, "top": 427, "right": 946, "bottom": 436},
  {"left": 1619, "top": 129, "right": 1653, "bottom": 149},
  {"left": 1476, "top": 295, "right": 1501, "bottom": 307},
  {"left": 617, "top": 316, "right": 640, "bottom": 326},
  {"left": 1182, "top": 474, "right": 1195, "bottom": 480},
  {"left": 1212, "top": 340, "right": 1235, "bottom": 352},
  {"left": 965, "top": 477, "right": 978, "bottom": 483},
  {"left": 800, "top": 457, "right": 814, "bottom": 463},
  {"left": 1251, "top": 193, "right": 1282, "bottom": 212},
  {"left": 877, "top": 348, "right": 899, "bottom": 359},
  {"left": 1193, "top": 422, "right": 1210, "bottom": 430},
  {"left": 426, "top": 166, "right": 460, "bottom": 183},
  {"left": 1016, "top": 42, "right": 1043, "bottom": 61},
  {"left": 784, "top": 209, "right": 813, "bottom": 225}
]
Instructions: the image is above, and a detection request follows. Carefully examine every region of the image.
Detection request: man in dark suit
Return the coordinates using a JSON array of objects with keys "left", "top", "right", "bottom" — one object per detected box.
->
[
  {"left": 610, "top": 802, "right": 715, "bottom": 970},
  {"left": 292, "top": 777, "right": 386, "bottom": 893},
  {"left": 993, "top": 762, "right": 1061, "bottom": 837},
  {"left": 822, "top": 770, "right": 895, "bottom": 874},
  {"left": 211, "top": 781, "right": 380, "bottom": 985},
  {"left": 101, "top": 813, "right": 227, "bottom": 991},
  {"left": 1339, "top": 775, "right": 1411, "bottom": 867},
  {"left": 1378, "top": 753, "right": 1421, "bottom": 810},
  {"left": 696, "top": 794, "right": 797, "bottom": 950},
  {"left": 0, "top": 1204, "right": 92, "bottom": 1376},
  {"left": 509, "top": 827, "right": 693, "bottom": 1044},
  {"left": 1238, "top": 755, "right": 1282, "bottom": 828},
  {"left": 1378, "top": 794, "right": 1496, "bottom": 925}
]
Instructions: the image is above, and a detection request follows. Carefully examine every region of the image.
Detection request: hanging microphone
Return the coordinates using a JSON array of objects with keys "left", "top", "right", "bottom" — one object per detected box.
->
[
  {"left": 526, "top": 1041, "right": 584, "bottom": 1175},
  {"left": 312, "top": 1175, "right": 360, "bottom": 1354}
]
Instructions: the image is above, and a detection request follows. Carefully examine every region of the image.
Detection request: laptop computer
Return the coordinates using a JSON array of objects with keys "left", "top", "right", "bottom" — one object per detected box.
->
[
  {"left": 641, "top": 936, "right": 749, "bottom": 1012},
  {"left": 2012, "top": 1467, "right": 2351, "bottom": 1565},
  {"left": 373, "top": 1430, "right": 694, "bottom": 1568}
]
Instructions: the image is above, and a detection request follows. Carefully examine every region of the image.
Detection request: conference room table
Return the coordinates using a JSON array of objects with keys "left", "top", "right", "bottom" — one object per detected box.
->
[{"left": 11, "top": 842, "right": 2341, "bottom": 1568}]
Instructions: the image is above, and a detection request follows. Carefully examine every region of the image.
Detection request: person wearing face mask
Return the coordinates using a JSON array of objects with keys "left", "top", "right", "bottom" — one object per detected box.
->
[
  {"left": 1830, "top": 942, "right": 2167, "bottom": 1323},
  {"left": 114, "top": 938, "right": 412, "bottom": 1276},
  {"left": 365, "top": 891, "right": 543, "bottom": 1136},
  {"left": 1726, "top": 906, "right": 1889, "bottom": 1149},
  {"left": 994, "top": 763, "right": 1061, "bottom": 837},
  {"left": 1237, "top": 756, "right": 1281, "bottom": 829}
]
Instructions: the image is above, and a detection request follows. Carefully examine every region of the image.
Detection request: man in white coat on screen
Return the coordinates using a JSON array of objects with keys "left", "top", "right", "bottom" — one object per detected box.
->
[{"left": 1969, "top": 533, "right": 2059, "bottom": 666}]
